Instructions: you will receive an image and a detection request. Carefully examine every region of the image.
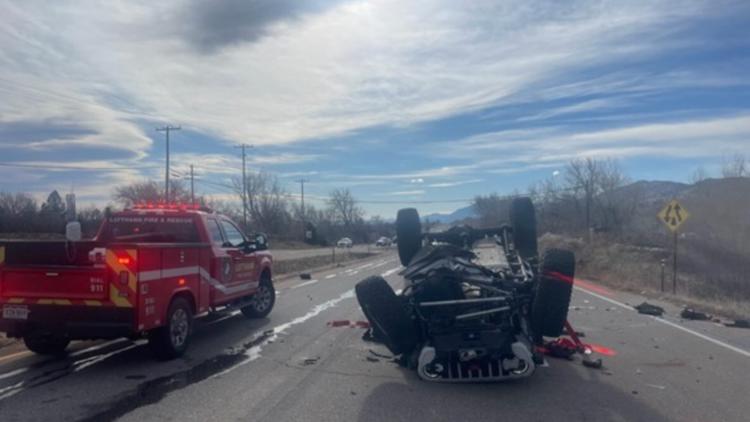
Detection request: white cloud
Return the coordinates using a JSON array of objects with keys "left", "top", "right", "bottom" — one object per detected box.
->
[
  {"left": 449, "top": 114, "right": 750, "bottom": 166},
  {"left": 410, "top": 178, "right": 424, "bottom": 184},
  {"left": 383, "top": 190, "right": 425, "bottom": 196},
  {"left": 427, "top": 179, "right": 483, "bottom": 188},
  {"left": 1, "top": 0, "right": 729, "bottom": 150}
]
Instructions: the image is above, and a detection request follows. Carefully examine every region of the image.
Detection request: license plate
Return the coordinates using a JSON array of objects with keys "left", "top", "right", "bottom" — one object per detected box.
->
[{"left": 2, "top": 305, "right": 29, "bottom": 320}]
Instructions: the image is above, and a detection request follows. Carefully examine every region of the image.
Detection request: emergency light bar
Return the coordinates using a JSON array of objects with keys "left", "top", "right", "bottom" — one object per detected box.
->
[{"left": 129, "top": 203, "right": 212, "bottom": 212}]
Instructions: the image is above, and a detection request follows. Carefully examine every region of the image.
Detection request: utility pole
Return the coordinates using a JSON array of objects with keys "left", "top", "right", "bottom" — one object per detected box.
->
[
  {"left": 297, "top": 178, "right": 309, "bottom": 241},
  {"left": 234, "top": 144, "right": 252, "bottom": 229},
  {"left": 189, "top": 164, "right": 195, "bottom": 206},
  {"left": 156, "top": 125, "right": 181, "bottom": 202}
]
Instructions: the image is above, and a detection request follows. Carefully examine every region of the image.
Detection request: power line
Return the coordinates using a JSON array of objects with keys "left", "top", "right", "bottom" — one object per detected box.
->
[
  {"left": 156, "top": 125, "right": 181, "bottom": 202},
  {"left": 194, "top": 177, "right": 235, "bottom": 190}
]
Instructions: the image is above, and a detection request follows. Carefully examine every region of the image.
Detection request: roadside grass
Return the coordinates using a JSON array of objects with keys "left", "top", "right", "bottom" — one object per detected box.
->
[{"left": 540, "top": 233, "right": 750, "bottom": 320}]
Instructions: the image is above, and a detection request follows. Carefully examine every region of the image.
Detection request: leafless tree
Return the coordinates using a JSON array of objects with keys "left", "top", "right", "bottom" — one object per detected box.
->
[
  {"left": 721, "top": 153, "right": 747, "bottom": 178},
  {"left": 113, "top": 180, "right": 191, "bottom": 206},
  {"left": 327, "top": 188, "right": 363, "bottom": 227},
  {"left": 0, "top": 192, "right": 37, "bottom": 216},
  {"left": 473, "top": 193, "right": 510, "bottom": 228},
  {"left": 233, "top": 172, "right": 290, "bottom": 233},
  {"left": 690, "top": 167, "right": 710, "bottom": 184},
  {"left": 564, "top": 157, "right": 630, "bottom": 233}
]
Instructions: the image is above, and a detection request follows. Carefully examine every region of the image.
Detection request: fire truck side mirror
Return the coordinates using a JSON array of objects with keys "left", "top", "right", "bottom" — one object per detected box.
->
[
  {"left": 66, "top": 221, "right": 82, "bottom": 242},
  {"left": 254, "top": 233, "right": 268, "bottom": 251}
]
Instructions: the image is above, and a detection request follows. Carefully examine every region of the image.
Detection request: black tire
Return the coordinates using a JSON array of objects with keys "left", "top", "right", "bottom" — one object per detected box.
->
[
  {"left": 510, "top": 197, "right": 538, "bottom": 260},
  {"left": 355, "top": 276, "right": 417, "bottom": 355},
  {"left": 23, "top": 332, "right": 70, "bottom": 356},
  {"left": 531, "top": 249, "right": 575, "bottom": 339},
  {"left": 396, "top": 208, "right": 422, "bottom": 266},
  {"left": 149, "top": 296, "right": 193, "bottom": 360},
  {"left": 241, "top": 273, "right": 275, "bottom": 319}
]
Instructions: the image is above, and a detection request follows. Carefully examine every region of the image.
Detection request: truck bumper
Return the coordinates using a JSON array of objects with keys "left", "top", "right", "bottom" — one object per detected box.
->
[{"left": 0, "top": 305, "right": 135, "bottom": 340}]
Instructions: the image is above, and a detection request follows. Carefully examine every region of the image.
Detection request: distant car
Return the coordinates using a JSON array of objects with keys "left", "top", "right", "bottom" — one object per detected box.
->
[
  {"left": 375, "top": 236, "right": 391, "bottom": 247},
  {"left": 337, "top": 237, "right": 353, "bottom": 248}
]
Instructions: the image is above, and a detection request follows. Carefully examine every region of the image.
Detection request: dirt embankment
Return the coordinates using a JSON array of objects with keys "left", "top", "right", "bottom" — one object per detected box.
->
[{"left": 539, "top": 233, "right": 750, "bottom": 320}]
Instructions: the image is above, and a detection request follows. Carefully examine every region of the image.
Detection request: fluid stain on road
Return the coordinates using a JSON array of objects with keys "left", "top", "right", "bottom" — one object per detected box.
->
[{"left": 80, "top": 330, "right": 275, "bottom": 422}]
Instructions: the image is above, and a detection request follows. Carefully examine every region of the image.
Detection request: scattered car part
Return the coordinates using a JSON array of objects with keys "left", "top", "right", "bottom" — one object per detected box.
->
[
  {"left": 634, "top": 302, "right": 665, "bottom": 316},
  {"left": 725, "top": 319, "right": 750, "bottom": 329},
  {"left": 680, "top": 307, "right": 710, "bottom": 320}
]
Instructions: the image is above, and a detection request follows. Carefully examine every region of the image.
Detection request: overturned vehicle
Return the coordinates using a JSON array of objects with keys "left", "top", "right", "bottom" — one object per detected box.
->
[{"left": 356, "top": 198, "right": 578, "bottom": 382}]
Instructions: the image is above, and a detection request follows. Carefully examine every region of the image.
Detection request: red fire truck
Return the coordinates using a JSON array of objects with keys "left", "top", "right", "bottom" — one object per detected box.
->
[{"left": 0, "top": 204, "right": 274, "bottom": 359}]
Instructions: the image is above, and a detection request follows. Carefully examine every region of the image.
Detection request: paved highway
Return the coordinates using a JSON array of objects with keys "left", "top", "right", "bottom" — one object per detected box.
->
[
  {"left": 272, "top": 245, "right": 378, "bottom": 261},
  {"left": 0, "top": 252, "right": 749, "bottom": 421}
]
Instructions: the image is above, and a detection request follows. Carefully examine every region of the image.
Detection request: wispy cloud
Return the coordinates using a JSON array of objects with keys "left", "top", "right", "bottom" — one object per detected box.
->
[
  {"left": 427, "top": 179, "right": 483, "bottom": 188},
  {"left": 382, "top": 190, "right": 425, "bottom": 196}
]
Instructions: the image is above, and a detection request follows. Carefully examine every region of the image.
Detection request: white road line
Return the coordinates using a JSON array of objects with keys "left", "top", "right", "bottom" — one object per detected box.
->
[
  {"left": 575, "top": 286, "right": 750, "bottom": 359},
  {"left": 291, "top": 279, "right": 319, "bottom": 289},
  {"left": 69, "top": 339, "right": 128, "bottom": 358},
  {"left": 0, "top": 340, "right": 147, "bottom": 401},
  {"left": 381, "top": 267, "right": 402, "bottom": 278},
  {"left": 325, "top": 274, "right": 337, "bottom": 279},
  {"left": 573, "top": 286, "right": 632, "bottom": 311},
  {"left": 653, "top": 316, "right": 750, "bottom": 358},
  {"left": 0, "top": 367, "right": 28, "bottom": 381},
  {"left": 212, "top": 289, "right": 355, "bottom": 377}
]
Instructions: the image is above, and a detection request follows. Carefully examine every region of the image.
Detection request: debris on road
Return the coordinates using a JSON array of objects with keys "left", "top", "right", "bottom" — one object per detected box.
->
[
  {"left": 365, "top": 356, "right": 380, "bottom": 363},
  {"left": 724, "top": 319, "right": 750, "bottom": 329},
  {"left": 302, "top": 357, "right": 320, "bottom": 366},
  {"left": 680, "top": 307, "right": 710, "bottom": 320},
  {"left": 646, "top": 384, "right": 667, "bottom": 390},
  {"left": 327, "top": 320, "right": 370, "bottom": 328},
  {"left": 369, "top": 349, "right": 393, "bottom": 359},
  {"left": 634, "top": 302, "right": 665, "bottom": 316},
  {"left": 300, "top": 273, "right": 312, "bottom": 280},
  {"left": 582, "top": 358, "right": 603, "bottom": 369}
]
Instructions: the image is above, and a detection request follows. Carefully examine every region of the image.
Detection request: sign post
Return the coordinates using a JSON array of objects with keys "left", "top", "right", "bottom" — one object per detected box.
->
[{"left": 657, "top": 199, "right": 690, "bottom": 294}]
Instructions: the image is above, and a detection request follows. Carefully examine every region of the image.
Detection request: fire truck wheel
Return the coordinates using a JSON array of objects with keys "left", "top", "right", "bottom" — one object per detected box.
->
[
  {"left": 23, "top": 331, "right": 70, "bottom": 355},
  {"left": 149, "top": 297, "right": 193, "bottom": 360},
  {"left": 510, "top": 197, "right": 538, "bottom": 260},
  {"left": 531, "top": 248, "right": 575, "bottom": 339},
  {"left": 355, "top": 275, "right": 418, "bottom": 355},
  {"left": 241, "top": 274, "right": 275, "bottom": 319},
  {"left": 396, "top": 208, "right": 422, "bottom": 267}
]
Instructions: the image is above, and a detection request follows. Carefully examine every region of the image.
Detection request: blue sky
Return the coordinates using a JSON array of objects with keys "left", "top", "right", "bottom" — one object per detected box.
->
[{"left": 0, "top": 0, "right": 749, "bottom": 217}]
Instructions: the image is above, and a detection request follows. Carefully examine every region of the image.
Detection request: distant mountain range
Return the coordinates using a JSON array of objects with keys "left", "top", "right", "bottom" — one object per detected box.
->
[{"left": 423, "top": 205, "right": 476, "bottom": 223}]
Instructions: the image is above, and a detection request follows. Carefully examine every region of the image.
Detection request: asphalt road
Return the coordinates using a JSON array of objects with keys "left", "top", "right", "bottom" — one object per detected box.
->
[
  {"left": 1, "top": 252, "right": 749, "bottom": 421},
  {"left": 272, "top": 245, "right": 378, "bottom": 261}
]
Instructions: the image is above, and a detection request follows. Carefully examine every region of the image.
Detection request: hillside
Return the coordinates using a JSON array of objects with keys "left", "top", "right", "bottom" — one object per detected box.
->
[{"left": 423, "top": 205, "right": 476, "bottom": 224}]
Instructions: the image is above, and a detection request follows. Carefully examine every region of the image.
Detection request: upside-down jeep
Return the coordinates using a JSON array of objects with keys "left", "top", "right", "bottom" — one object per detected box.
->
[{"left": 356, "top": 197, "right": 583, "bottom": 382}]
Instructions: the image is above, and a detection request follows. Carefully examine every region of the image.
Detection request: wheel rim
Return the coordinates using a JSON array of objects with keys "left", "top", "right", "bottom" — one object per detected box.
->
[
  {"left": 170, "top": 308, "right": 189, "bottom": 348},
  {"left": 252, "top": 283, "right": 273, "bottom": 313}
]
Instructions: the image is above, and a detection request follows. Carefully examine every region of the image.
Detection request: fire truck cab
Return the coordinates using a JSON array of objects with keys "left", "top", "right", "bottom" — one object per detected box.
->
[{"left": 0, "top": 204, "right": 274, "bottom": 359}]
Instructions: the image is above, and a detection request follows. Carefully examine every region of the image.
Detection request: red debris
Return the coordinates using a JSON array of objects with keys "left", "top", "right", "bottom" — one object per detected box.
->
[{"left": 327, "top": 320, "right": 371, "bottom": 328}]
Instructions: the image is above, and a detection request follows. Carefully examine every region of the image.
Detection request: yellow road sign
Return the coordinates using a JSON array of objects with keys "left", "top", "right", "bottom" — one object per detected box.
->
[{"left": 658, "top": 199, "right": 690, "bottom": 232}]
